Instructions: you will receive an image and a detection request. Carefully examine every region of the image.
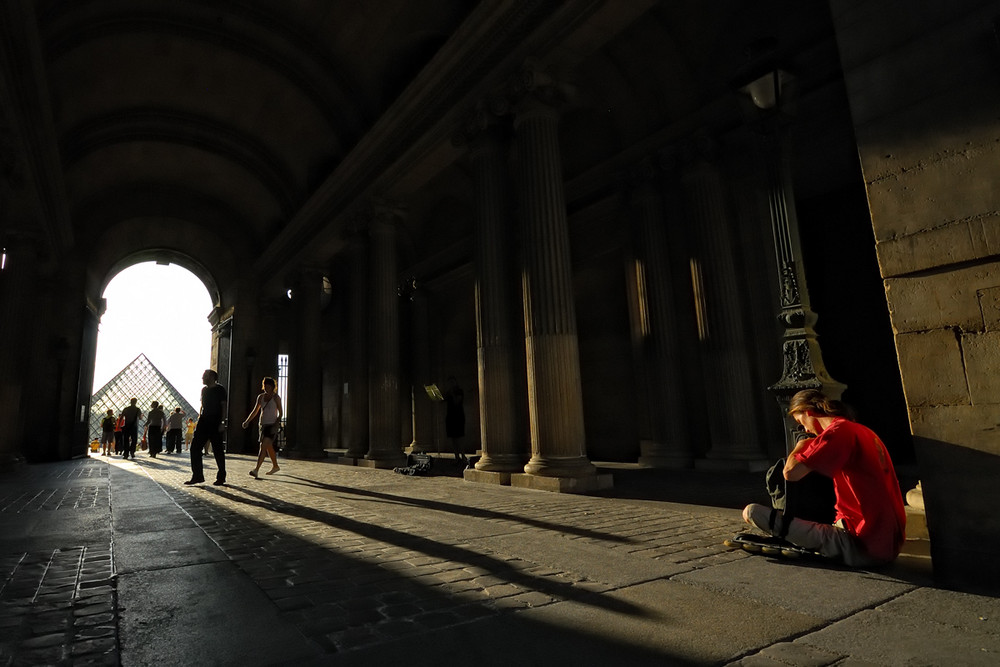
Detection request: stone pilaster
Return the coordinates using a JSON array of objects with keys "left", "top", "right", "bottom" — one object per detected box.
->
[
  {"left": 0, "top": 236, "right": 37, "bottom": 468},
  {"left": 629, "top": 160, "right": 695, "bottom": 468},
  {"left": 290, "top": 269, "right": 326, "bottom": 459},
  {"left": 508, "top": 75, "right": 608, "bottom": 492},
  {"left": 460, "top": 109, "right": 527, "bottom": 481},
  {"left": 364, "top": 204, "right": 407, "bottom": 468},
  {"left": 682, "top": 141, "right": 768, "bottom": 470}
]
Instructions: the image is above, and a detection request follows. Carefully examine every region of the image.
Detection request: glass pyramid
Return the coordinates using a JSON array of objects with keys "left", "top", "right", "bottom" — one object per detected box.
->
[{"left": 88, "top": 354, "right": 199, "bottom": 441}]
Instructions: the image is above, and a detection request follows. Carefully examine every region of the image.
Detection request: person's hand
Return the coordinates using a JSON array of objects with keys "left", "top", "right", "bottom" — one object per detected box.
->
[{"left": 242, "top": 420, "right": 249, "bottom": 429}]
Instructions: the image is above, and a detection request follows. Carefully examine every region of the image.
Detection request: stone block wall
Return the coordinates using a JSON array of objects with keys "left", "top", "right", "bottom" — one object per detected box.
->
[{"left": 831, "top": 0, "right": 1000, "bottom": 592}]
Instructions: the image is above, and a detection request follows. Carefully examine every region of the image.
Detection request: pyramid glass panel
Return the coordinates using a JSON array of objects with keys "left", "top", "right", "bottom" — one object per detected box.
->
[{"left": 89, "top": 354, "right": 199, "bottom": 441}]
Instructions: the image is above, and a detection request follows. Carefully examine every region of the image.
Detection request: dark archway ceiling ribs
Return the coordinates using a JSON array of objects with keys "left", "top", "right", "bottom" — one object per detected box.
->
[{"left": 0, "top": 0, "right": 837, "bottom": 292}]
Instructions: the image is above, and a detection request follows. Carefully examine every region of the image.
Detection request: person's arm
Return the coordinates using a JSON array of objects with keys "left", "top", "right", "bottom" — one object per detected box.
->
[
  {"left": 219, "top": 400, "right": 229, "bottom": 431},
  {"left": 242, "top": 396, "right": 261, "bottom": 429},
  {"left": 275, "top": 395, "right": 283, "bottom": 422},
  {"left": 783, "top": 438, "right": 815, "bottom": 481}
]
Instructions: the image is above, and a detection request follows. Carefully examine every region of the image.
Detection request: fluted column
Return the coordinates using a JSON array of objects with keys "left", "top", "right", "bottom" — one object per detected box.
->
[
  {"left": 344, "top": 231, "right": 370, "bottom": 459},
  {"left": 629, "top": 160, "right": 695, "bottom": 468},
  {"left": 290, "top": 268, "right": 326, "bottom": 458},
  {"left": 682, "top": 141, "right": 768, "bottom": 470},
  {"left": 0, "top": 236, "right": 37, "bottom": 468},
  {"left": 509, "top": 79, "right": 605, "bottom": 491},
  {"left": 462, "top": 112, "right": 527, "bottom": 477},
  {"left": 407, "top": 286, "right": 433, "bottom": 454},
  {"left": 365, "top": 204, "right": 407, "bottom": 468}
]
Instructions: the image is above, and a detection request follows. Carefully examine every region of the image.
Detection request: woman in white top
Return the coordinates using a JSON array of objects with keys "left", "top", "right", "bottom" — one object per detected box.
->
[{"left": 242, "top": 376, "right": 283, "bottom": 478}]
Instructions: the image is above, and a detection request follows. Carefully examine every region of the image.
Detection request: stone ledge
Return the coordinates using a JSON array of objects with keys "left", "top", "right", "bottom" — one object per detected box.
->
[
  {"left": 463, "top": 469, "right": 512, "bottom": 485},
  {"left": 509, "top": 472, "right": 613, "bottom": 494}
]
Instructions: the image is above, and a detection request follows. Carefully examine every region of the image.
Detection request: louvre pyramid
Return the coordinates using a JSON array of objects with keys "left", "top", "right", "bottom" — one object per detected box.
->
[{"left": 89, "top": 354, "right": 199, "bottom": 441}]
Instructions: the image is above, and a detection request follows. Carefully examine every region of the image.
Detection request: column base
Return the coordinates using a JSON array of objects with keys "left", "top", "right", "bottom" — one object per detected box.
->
[
  {"left": 510, "top": 472, "right": 613, "bottom": 494},
  {"left": 474, "top": 452, "right": 527, "bottom": 473},
  {"left": 464, "top": 469, "right": 512, "bottom": 485}
]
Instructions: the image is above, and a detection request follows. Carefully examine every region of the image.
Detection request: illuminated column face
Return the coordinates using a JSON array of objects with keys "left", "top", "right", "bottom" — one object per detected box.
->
[
  {"left": 680, "top": 151, "right": 767, "bottom": 468},
  {"left": 513, "top": 93, "right": 594, "bottom": 480},
  {"left": 465, "top": 117, "right": 525, "bottom": 474}
]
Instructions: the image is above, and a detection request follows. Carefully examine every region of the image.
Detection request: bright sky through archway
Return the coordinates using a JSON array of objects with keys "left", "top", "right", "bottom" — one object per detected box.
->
[{"left": 93, "top": 262, "right": 214, "bottom": 406}]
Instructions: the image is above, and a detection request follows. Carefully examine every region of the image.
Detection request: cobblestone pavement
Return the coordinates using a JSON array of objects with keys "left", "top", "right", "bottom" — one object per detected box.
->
[
  {"left": 140, "top": 453, "right": 748, "bottom": 655},
  {"left": 0, "top": 462, "right": 117, "bottom": 666},
  {"left": 8, "top": 453, "right": 992, "bottom": 666}
]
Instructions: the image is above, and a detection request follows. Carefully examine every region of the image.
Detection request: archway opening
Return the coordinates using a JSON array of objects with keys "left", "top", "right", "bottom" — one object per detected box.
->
[{"left": 90, "top": 262, "right": 214, "bottom": 442}]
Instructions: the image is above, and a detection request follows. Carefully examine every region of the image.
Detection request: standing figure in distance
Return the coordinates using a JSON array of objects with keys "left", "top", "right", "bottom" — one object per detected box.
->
[
  {"left": 145, "top": 401, "right": 165, "bottom": 458},
  {"left": 121, "top": 398, "right": 142, "bottom": 460},
  {"left": 242, "top": 376, "right": 283, "bottom": 478},
  {"left": 114, "top": 412, "right": 125, "bottom": 455},
  {"left": 164, "top": 407, "right": 186, "bottom": 454},
  {"left": 185, "top": 369, "right": 228, "bottom": 486},
  {"left": 100, "top": 409, "right": 116, "bottom": 456},
  {"left": 444, "top": 376, "right": 466, "bottom": 465},
  {"left": 184, "top": 418, "right": 196, "bottom": 451}
]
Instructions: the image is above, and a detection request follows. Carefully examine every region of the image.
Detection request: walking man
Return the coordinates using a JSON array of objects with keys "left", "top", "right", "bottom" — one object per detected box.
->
[
  {"left": 121, "top": 398, "right": 141, "bottom": 459},
  {"left": 145, "top": 401, "right": 166, "bottom": 458},
  {"left": 185, "top": 369, "right": 228, "bottom": 486}
]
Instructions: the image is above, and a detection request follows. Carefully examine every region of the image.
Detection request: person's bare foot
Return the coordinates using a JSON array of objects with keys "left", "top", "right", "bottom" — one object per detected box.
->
[{"left": 266, "top": 466, "right": 280, "bottom": 475}]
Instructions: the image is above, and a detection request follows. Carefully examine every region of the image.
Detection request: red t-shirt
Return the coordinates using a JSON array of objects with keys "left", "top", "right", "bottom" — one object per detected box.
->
[{"left": 794, "top": 418, "right": 906, "bottom": 562}]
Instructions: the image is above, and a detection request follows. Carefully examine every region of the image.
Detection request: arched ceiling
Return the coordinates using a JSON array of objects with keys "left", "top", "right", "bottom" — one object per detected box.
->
[
  {"left": 31, "top": 0, "right": 476, "bottom": 258},
  {"left": 0, "top": 0, "right": 842, "bottom": 295}
]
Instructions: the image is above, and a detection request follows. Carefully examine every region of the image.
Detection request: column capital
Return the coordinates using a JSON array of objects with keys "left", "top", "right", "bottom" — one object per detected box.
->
[{"left": 452, "top": 99, "right": 510, "bottom": 149}]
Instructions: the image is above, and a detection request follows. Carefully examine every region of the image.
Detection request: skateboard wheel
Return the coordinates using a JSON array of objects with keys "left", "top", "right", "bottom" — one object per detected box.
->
[
  {"left": 780, "top": 549, "right": 801, "bottom": 558},
  {"left": 741, "top": 543, "right": 762, "bottom": 553}
]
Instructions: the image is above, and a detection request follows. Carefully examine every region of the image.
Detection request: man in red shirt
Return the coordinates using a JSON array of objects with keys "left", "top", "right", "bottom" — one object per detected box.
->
[{"left": 742, "top": 389, "right": 906, "bottom": 567}]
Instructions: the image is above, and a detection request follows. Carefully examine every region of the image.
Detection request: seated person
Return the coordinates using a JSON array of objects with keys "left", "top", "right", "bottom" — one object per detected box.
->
[{"left": 742, "top": 389, "right": 906, "bottom": 567}]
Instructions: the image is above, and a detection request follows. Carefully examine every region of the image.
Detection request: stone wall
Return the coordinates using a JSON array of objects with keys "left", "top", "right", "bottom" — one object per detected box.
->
[{"left": 831, "top": 0, "right": 1000, "bottom": 592}]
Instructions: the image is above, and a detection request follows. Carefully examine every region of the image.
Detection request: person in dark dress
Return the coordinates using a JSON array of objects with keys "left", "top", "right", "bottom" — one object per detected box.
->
[{"left": 185, "top": 369, "right": 228, "bottom": 486}]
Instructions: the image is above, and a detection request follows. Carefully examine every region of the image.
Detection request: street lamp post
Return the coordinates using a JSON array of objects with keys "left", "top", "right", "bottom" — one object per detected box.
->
[{"left": 740, "top": 68, "right": 845, "bottom": 452}]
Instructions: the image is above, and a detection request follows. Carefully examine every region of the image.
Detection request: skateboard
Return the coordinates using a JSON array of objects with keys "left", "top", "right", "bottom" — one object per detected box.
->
[{"left": 723, "top": 532, "right": 824, "bottom": 560}]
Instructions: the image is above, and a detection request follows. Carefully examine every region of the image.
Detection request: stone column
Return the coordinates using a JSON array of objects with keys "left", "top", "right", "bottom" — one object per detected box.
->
[
  {"left": 508, "top": 77, "right": 609, "bottom": 492},
  {"left": 290, "top": 269, "right": 326, "bottom": 459},
  {"left": 629, "top": 160, "right": 695, "bottom": 468},
  {"left": 0, "top": 236, "right": 38, "bottom": 467},
  {"left": 407, "top": 286, "right": 433, "bottom": 454},
  {"left": 364, "top": 204, "right": 407, "bottom": 468},
  {"left": 461, "top": 111, "right": 527, "bottom": 482},
  {"left": 343, "top": 231, "right": 370, "bottom": 460},
  {"left": 682, "top": 141, "right": 768, "bottom": 471}
]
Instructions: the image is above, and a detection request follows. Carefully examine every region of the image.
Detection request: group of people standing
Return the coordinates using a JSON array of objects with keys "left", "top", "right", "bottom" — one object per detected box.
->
[
  {"left": 95, "top": 369, "right": 284, "bottom": 489},
  {"left": 99, "top": 400, "right": 195, "bottom": 458}
]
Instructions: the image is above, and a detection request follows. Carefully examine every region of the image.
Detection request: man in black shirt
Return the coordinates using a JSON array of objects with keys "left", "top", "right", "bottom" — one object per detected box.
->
[
  {"left": 121, "top": 398, "right": 142, "bottom": 460},
  {"left": 185, "top": 369, "right": 228, "bottom": 486}
]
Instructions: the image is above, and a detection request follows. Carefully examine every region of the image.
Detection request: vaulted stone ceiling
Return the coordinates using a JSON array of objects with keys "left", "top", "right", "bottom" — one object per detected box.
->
[{"left": 0, "top": 0, "right": 841, "bottom": 300}]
